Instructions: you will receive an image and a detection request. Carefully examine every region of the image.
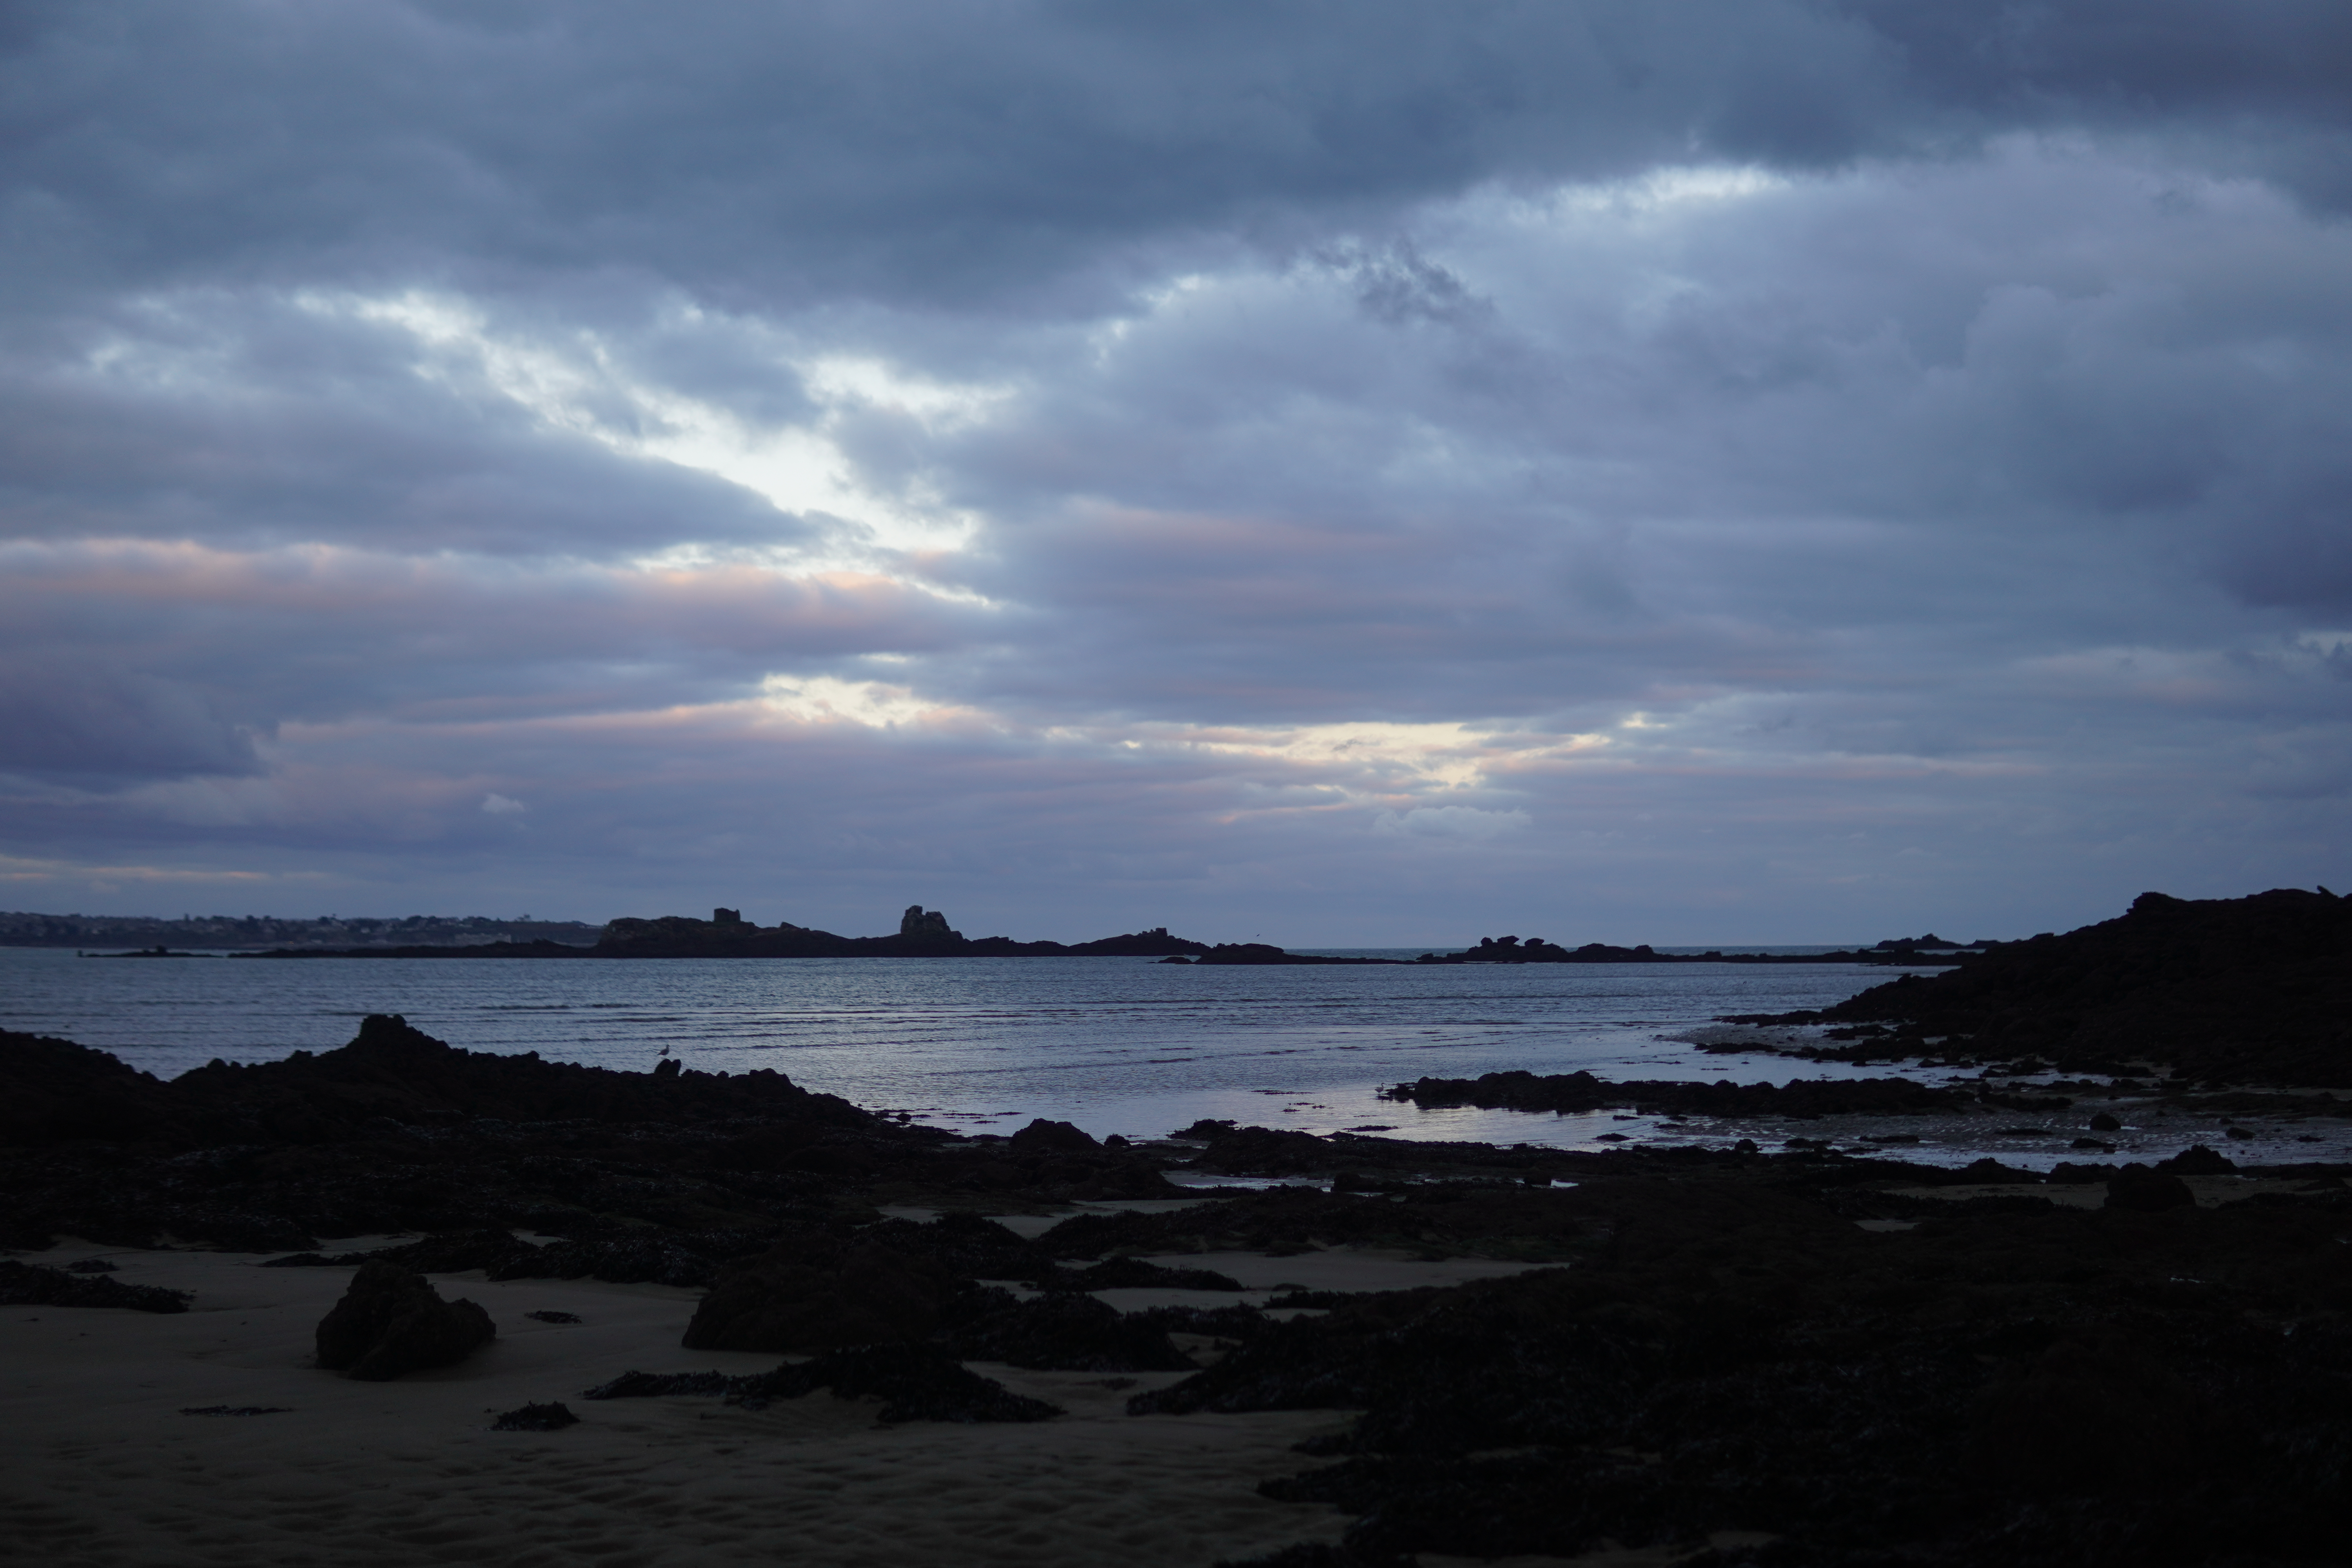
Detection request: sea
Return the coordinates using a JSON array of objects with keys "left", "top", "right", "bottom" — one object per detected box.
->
[{"left": 0, "top": 945, "right": 2184, "bottom": 1169}]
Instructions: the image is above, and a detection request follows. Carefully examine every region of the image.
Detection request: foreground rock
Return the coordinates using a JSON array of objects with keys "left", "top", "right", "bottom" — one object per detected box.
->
[{"left": 314, "top": 1261, "right": 496, "bottom": 1380}]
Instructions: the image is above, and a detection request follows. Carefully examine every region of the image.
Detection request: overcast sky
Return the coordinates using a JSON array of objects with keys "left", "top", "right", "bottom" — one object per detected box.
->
[{"left": 3, "top": 1, "right": 2348, "bottom": 944}]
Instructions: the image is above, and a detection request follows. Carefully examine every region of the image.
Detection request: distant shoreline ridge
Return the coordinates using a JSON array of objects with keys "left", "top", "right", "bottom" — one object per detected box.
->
[{"left": 171, "top": 902, "right": 1969, "bottom": 966}]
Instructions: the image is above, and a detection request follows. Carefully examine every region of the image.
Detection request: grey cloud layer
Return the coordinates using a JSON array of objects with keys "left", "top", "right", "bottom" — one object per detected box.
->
[
  {"left": 8, "top": 2, "right": 2350, "bottom": 309},
  {"left": 1, "top": 2, "right": 2346, "bottom": 938}
]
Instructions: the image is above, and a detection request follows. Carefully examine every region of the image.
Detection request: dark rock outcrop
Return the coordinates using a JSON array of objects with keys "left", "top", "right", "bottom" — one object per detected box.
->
[
  {"left": 0, "top": 1017, "right": 1184, "bottom": 1252},
  {"left": 314, "top": 1261, "right": 495, "bottom": 1380},
  {"left": 1190, "top": 943, "right": 1404, "bottom": 966},
  {"left": 1059, "top": 927, "right": 1210, "bottom": 956},
  {"left": 1007, "top": 1118, "right": 1100, "bottom": 1155},
  {"left": 900, "top": 906, "right": 959, "bottom": 942},
  {"left": 159, "top": 1013, "right": 870, "bottom": 1140},
  {"left": 0, "top": 1259, "right": 191, "bottom": 1313},
  {"left": 681, "top": 1243, "right": 957, "bottom": 1352},
  {"left": 2158, "top": 1143, "right": 2240, "bottom": 1175},
  {"left": 0, "top": 1030, "right": 189, "bottom": 1145},
  {"left": 1746, "top": 888, "right": 2352, "bottom": 1084},
  {"left": 490, "top": 1401, "right": 579, "bottom": 1431},
  {"left": 586, "top": 1344, "right": 1062, "bottom": 1423},
  {"left": 1166, "top": 1173, "right": 2352, "bottom": 1568}
]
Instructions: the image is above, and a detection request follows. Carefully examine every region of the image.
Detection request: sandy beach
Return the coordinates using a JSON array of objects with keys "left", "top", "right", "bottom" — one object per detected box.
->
[{"left": 5, "top": 1236, "right": 1551, "bottom": 1568}]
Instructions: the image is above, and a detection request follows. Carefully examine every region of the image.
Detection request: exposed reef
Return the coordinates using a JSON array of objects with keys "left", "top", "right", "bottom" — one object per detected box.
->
[
  {"left": 1406, "top": 933, "right": 1956, "bottom": 965},
  {"left": 1179, "top": 943, "right": 1407, "bottom": 966},
  {"left": 1385, "top": 1069, "right": 1973, "bottom": 1119}
]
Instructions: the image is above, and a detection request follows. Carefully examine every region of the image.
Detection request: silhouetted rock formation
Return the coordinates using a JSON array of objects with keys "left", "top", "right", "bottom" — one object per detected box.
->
[
  {"left": 900, "top": 905, "right": 958, "bottom": 940},
  {"left": 155, "top": 1012, "right": 873, "bottom": 1143},
  {"left": 1059, "top": 926, "right": 1211, "bottom": 955},
  {"left": 1738, "top": 888, "right": 2352, "bottom": 1085},
  {"left": 1006, "top": 1117, "right": 1100, "bottom": 1154},
  {"left": 314, "top": 1261, "right": 495, "bottom": 1380},
  {"left": 0, "top": 1016, "right": 1174, "bottom": 1250},
  {"left": 0, "top": 1029, "right": 191, "bottom": 1146}
]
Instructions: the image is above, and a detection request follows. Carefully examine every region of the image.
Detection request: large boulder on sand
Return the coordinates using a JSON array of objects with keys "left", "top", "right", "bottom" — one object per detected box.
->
[
  {"left": 682, "top": 1243, "right": 955, "bottom": 1352},
  {"left": 316, "top": 1261, "right": 496, "bottom": 1380}
]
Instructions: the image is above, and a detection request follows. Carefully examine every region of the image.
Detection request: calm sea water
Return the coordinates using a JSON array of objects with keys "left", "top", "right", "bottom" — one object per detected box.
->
[{"left": 2, "top": 944, "right": 1943, "bottom": 1147}]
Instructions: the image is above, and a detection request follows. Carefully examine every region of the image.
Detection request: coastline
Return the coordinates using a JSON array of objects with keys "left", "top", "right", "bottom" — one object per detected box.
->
[
  {"left": 9, "top": 887, "right": 2350, "bottom": 1564},
  {"left": 9, "top": 1009, "right": 2352, "bottom": 1565}
]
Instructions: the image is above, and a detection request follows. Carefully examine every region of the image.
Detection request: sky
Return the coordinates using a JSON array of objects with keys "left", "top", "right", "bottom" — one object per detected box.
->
[{"left": 2, "top": 0, "right": 2349, "bottom": 946}]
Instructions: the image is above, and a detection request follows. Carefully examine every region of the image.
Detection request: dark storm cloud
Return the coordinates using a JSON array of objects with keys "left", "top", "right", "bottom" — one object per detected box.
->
[
  {"left": 4, "top": 1, "right": 2348, "bottom": 315},
  {"left": 923, "top": 149, "right": 2352, "bottom": 727},
  {"left": 2, "top": 1, "right": 2347, "bottom": 936}
]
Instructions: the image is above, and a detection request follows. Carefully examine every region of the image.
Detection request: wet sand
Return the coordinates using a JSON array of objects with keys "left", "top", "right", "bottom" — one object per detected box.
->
[{"left": 1, "top": 1238, "right": 1538, "bottom": 1568}]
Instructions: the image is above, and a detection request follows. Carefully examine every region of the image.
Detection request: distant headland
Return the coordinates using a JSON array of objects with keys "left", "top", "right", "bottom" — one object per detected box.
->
[
  {"left": 218, "top": 904, "right": 1968, "bottom": 964},
  {"left": 235, "top": 906, "right": 1214, "bottom": 960}
]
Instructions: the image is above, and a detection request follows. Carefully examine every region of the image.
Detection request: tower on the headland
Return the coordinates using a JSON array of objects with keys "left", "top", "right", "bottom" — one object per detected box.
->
[
  {"left": 900, "top": 906, "right": 958, "bottom": 940},
  {"left": 712, "top": 907, "right": 742, "bottom": 926}
]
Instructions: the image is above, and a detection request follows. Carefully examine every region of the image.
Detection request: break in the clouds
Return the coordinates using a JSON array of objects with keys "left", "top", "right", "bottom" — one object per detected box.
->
[{"left": 2, "top": 2, "right": 2348, "bottom": 943}]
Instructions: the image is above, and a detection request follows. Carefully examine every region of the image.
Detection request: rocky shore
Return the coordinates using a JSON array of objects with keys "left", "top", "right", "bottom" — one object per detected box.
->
[{"left": 7, "top": 1002, "right": 2350, "bottom": 1566}]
